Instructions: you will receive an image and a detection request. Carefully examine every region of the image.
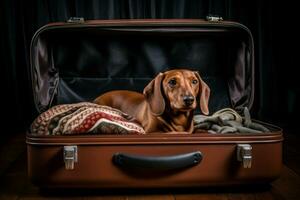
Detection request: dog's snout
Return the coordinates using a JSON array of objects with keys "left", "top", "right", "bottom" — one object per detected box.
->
[{"left": 183, "top": 95, "right": 194, "bottom": 106}]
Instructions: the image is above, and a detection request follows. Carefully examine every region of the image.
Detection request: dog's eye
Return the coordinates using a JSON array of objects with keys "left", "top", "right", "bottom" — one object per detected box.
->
[
  {"left": 168, "top": 78, "right": 177, "bottom": 87},
  {"left": 192, "top": 79, "right": 198, "bottom": 85}
]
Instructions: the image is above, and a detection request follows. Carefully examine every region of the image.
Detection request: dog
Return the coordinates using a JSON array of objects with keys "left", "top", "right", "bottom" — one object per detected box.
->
[{"left": 94, "top": 69, "right": 210, "bottom": 133}]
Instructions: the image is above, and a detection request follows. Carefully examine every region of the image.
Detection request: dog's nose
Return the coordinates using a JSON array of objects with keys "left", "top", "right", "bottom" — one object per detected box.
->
[{"left": 183, "top": 95, "right": 194, "bottom": 106}]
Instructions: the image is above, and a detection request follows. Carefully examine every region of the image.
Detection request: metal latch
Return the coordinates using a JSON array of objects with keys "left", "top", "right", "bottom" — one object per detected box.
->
[
  {"left": 206, "top": 15, "right": 223, "bottom": 22},
  {"left": 237, "top": 144, "right": 252, "bottom": 168},
  {"left": 63, "top": 146, "right": 78, "bottom": 170},
  {"left": 67, "top": 17, "right": 85, "bottom": 23}
]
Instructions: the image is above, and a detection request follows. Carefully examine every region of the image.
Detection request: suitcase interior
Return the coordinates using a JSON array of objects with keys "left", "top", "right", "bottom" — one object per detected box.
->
[{"left": 27, "top": 19, "right": 283, "bottom": 188}]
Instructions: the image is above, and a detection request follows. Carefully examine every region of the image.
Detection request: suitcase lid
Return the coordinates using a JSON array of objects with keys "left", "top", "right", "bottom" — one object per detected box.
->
[{"left": 30, "top": 19, "right": 254, "bottom": 115}]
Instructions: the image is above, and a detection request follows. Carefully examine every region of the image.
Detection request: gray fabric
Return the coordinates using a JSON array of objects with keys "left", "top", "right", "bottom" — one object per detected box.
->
[{"left": 194, "top": 107, "right": 269, "bottom": 134}]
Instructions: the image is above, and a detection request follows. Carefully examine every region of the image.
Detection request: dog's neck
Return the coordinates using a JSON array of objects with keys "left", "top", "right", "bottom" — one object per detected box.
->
[{"left": 158, "top": 109, "right": 194, "bottom": 133}]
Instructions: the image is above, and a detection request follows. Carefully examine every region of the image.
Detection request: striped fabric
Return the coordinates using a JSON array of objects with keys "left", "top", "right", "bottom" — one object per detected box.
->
[{"left": 30, "top": 102, "right": 145, "bottom": 135}]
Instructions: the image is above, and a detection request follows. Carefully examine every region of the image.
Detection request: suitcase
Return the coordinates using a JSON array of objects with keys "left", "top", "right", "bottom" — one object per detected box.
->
[{"left": 26, "top": 18, "right": 283, "bottom": 188}]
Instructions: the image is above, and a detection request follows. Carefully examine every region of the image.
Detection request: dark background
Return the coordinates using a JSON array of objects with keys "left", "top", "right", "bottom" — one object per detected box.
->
[{"left": 0, "top": 0, "right": 299, "bottom": 136}]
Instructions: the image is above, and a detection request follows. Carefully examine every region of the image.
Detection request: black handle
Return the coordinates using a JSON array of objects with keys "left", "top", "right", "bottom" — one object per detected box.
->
[{"left": 113, "top": 151, "right": 202, "bottom": 171}]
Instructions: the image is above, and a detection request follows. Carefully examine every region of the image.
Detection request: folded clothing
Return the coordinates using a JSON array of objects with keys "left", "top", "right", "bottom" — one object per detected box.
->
[
  {"left": 194, "top": 107, "right": 270, "bottom": 134},
  {"left": 30, "top": 102, "right": 145, "bottom": 135}
]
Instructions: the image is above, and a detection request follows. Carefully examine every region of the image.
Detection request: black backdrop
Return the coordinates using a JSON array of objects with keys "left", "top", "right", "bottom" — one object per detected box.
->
[{"left": 0, "top": 0, "right": 299, "bottom": 135}]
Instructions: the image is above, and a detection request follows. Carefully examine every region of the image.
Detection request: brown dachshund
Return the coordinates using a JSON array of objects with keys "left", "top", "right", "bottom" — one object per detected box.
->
[{"left": 94, "top": 69, "right": 210, "bottom": 133}]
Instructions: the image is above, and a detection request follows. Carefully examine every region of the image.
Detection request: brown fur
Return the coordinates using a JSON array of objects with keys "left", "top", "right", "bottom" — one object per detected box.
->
[{"left": 94, "top": 69, "right": 210, "bottom": 133}]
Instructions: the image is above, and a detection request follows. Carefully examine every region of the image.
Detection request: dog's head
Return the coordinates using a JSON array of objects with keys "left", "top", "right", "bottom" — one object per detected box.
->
[{"left": 143, "top": 69, "right": 210, "bottom": 116}]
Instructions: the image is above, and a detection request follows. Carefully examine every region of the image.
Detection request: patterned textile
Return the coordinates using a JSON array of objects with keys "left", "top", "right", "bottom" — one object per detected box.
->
[{"left": 30, "top": 102, "right": 145, "bottom": 135}]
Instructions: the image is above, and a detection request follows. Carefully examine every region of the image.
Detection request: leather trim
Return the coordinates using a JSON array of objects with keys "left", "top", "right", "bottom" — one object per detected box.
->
[{"left": 26, "top": 131, "right": 283, "bottom": 145}]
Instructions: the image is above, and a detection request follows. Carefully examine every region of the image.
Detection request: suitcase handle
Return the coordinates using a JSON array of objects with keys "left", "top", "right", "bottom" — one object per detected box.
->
[{"left": 113, "top": 151, "right": 202, "bottom": 170}]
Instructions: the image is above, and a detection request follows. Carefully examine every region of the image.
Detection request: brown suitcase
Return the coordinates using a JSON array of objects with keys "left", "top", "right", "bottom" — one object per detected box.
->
[{"left": 26, "top": 18, "right": 283, "bottom": 188}]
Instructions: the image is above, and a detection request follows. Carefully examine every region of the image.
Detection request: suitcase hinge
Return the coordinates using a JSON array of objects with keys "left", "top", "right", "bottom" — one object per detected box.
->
[
  {"left": 67, "top": 17, "right": 85, "bottom": 24},
  {"left": 237, "top": 144, "right": 252, "bottom": 168},
  {"left": 206, "top": 15, "right": 223, "bottom": 22},
  {"left": 63, "top": 146, "right": 78, "bottom": 170}
]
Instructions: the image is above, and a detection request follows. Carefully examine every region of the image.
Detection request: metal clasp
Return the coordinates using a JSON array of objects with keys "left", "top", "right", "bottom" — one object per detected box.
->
[
  {"left": 237, "top": 144, "right": 252, "bottom": 168},
  {"left": 67, "top": 17, "right": 85, "bottom": 23},
  {"left": 63, "top": 146, "right": 78, "bottom": 170},
  {"left": 206, "top": 15, "right": 223, "bottom": 22}
]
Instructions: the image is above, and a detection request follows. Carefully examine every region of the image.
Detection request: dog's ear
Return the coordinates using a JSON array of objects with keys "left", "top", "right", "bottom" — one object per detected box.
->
[
  {"left": 143, "top": 72, "right": 165, "bottom": 116},
  {"left": 195, "top": 72, "right": 210, "bottom": 115}
]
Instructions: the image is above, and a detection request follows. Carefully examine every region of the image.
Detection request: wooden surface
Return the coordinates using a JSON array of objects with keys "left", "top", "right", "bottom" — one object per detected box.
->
[{"left": 0, "top": 132, "right": 300, "bottom": 200}]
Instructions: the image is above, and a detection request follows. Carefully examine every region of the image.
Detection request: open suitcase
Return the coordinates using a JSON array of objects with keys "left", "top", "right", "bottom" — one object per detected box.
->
[{"left": 27, "top": 18, "right": 283, "bottom": 188}]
